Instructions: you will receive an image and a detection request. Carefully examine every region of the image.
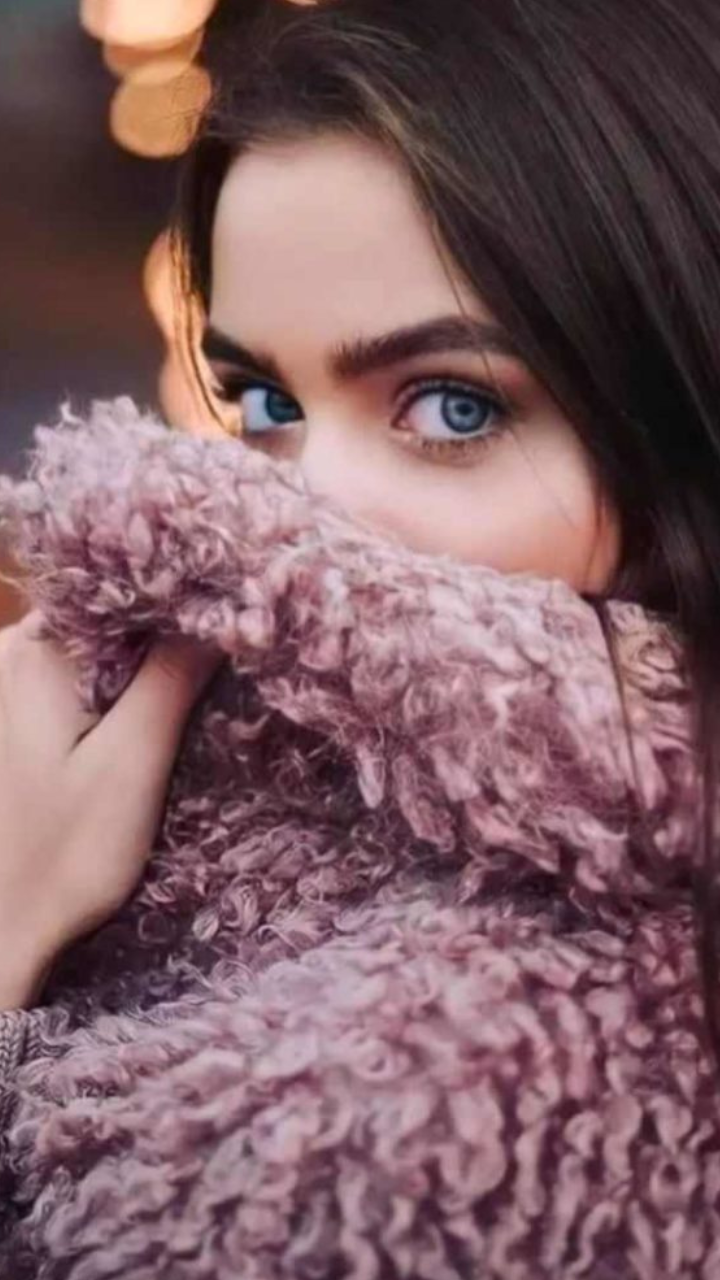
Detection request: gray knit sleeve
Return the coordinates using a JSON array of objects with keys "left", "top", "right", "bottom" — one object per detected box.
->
[
  {"left": 0, "top": 1009, "right": 45, "bottom": 1236},
  {"left": 0, "top": 1010, "right": 42, "bottom": 1135}
]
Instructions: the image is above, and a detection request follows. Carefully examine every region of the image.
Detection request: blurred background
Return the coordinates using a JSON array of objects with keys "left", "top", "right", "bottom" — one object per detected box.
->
[
  {"left": 0, "top": 0, "right": 231, "bottom": 620},
  {"left": 0, "top": 0, "right": 177, "bottom": 478}
]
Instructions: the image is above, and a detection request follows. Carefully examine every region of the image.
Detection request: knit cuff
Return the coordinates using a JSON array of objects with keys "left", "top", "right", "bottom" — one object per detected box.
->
[{"left": 0, "top": 1010, "right": 39, "bottom": 1135}]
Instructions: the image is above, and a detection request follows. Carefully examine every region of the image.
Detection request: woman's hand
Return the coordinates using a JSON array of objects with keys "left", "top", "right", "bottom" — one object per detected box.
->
[{"left": 0, "top": 609, "right": 224, "bottom": 1008}]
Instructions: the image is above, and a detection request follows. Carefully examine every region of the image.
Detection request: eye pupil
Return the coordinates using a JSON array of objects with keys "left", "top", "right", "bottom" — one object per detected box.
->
[
  {"left": 444, "top": 392, "right": 490, "bottom": 435},
  {"left": 266, "top": 389, "right": 298, "bottom": 424}
]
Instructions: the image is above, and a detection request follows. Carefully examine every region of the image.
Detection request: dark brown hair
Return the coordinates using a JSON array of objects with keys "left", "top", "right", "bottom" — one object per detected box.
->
[{"left": 171, "top": 0, "right": 720, "bottom": 1065}]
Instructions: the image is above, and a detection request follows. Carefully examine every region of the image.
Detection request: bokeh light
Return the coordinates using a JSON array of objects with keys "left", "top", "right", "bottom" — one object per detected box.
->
[
  {"left": 110, "top": 61, "right": 212, "bottom": 158},
  {"left": 103, "top": 29, "right": 203, "bottom": 80},
  {"left": 81, "top": 0, "right": 217, "bottom": 48},
  {"left": 80, "top": 0, "right": 244, "bottom": 435}
]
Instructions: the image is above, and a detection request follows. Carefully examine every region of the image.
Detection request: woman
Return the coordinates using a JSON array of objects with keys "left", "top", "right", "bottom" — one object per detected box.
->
[{"left": 1, "top": 0, "right": 720, "bottom": 1274}]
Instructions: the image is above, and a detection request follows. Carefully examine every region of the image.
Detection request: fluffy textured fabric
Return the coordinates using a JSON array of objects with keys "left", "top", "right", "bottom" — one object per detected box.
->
[{"left": 0, "top": 396, "right": 717, "bottom": 1280}]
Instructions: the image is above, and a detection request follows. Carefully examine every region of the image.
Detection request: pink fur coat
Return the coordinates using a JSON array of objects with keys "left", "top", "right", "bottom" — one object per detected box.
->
[{"left": 0, "top": 397, "right": 717, "bottom": 1280}]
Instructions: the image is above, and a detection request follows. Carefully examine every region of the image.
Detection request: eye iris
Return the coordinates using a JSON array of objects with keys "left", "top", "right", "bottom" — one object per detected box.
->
[
  {"left": 443, "top": 391, "right": 490, "bottom": 435},
  {"left": 266, "top": 389, "right": 297, "bottom": 424}
]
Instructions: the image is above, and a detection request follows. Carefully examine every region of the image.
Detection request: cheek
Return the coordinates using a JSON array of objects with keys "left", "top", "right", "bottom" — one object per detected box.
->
[
  {"left": 361, "top": 426, "right": 616, "bottom": 590},
  {"left": 248, "top": 410, "right": 616, "bottom": 592}
]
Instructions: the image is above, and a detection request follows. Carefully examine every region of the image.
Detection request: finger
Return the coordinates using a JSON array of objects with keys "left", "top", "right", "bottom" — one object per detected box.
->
[
  {"left": 16, "top": 608, "right": 45, "bottom": 638},
  {"left": 88, "top": 632, "right": 224, "bottom": 767},
  {"left": 0, "top": 608, "right": 43, "bottom": 658},
  {"left": 0, "top": 614, "right": 101, "bottom": 756}
]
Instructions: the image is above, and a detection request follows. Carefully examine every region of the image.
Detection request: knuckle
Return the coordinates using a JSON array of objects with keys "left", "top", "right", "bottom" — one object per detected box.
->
[{"left": 1, "top": 611, "right": 43, "bottom": 654}]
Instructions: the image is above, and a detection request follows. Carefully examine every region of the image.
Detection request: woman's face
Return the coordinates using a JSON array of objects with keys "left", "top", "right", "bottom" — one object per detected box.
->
[{"left": 206, "top": 131, "right": 620, "bottom": 592}]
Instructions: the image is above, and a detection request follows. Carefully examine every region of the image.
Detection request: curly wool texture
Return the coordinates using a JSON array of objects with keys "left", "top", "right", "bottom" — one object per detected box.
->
[{"left": 0, "top": 397, "right": 718, "bottom": 1280}]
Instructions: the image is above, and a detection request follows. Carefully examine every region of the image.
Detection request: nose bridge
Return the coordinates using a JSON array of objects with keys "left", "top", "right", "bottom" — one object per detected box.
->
[
  {"left": 295, "top": 413, "right": 371, "bottom": 507},
  {"left": 295, "top": 412, "right": 405, "bottom": 546}
]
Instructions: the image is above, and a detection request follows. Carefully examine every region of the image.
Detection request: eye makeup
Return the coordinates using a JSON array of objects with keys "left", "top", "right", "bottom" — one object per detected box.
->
[{"left": 210, "top": 369, "right": 517, "bottom": 464}]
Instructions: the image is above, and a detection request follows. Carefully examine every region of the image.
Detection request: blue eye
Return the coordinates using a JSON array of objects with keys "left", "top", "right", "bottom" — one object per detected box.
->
[
  {"left": 399, "top": 382, "right": 499, "bottom": 441},
  {"left": 212, "top": 378, "right": 300, "bottom": 432},
  {"left": 212, "top": 374, "right": 512, "bottom": 459},
  {"left": 237, "top": 386, "right": 300, "bottom": 433}
]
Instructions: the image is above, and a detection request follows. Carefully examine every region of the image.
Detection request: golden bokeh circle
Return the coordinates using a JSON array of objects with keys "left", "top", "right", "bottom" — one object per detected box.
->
[
  {"left": 110, "top": 61, "right": 212, "bottom": 158},
  {"left": 81, "top": 0, "right": 217, "bottom": 48},
  {"left": 103, "top": 29, "right": 203, "bottom": 80}
]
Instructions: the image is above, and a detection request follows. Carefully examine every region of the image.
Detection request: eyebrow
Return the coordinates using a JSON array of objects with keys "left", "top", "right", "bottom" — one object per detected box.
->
[{"left": 200, "top": 314, "right": 521, "bottom": 385}]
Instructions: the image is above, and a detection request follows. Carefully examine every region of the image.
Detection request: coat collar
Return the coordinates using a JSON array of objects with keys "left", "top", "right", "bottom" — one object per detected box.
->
[{"left": 0, "top": 398, "right": 700, "bottom": 922}]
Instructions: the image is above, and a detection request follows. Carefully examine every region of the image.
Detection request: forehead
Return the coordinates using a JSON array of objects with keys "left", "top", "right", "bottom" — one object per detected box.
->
[{"left": 209, "top": 132, "right": 480, "bottom": 344}]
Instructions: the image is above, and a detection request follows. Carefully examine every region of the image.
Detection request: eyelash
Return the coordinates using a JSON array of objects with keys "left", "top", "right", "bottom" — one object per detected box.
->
[{"left": 211, "top": 374, "right": 513, "bottom": 460}]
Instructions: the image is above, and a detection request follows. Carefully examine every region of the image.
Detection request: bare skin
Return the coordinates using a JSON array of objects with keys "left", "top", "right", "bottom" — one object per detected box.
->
[
  {"left": 0, "top": 614, "right": 223, "bottom": 1007},
  {"left": 0, "top": 131, "right": 621, "bottom": 1006},
  {"left": 207, "top": 131, "right": 621, "bottom": 592}
]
